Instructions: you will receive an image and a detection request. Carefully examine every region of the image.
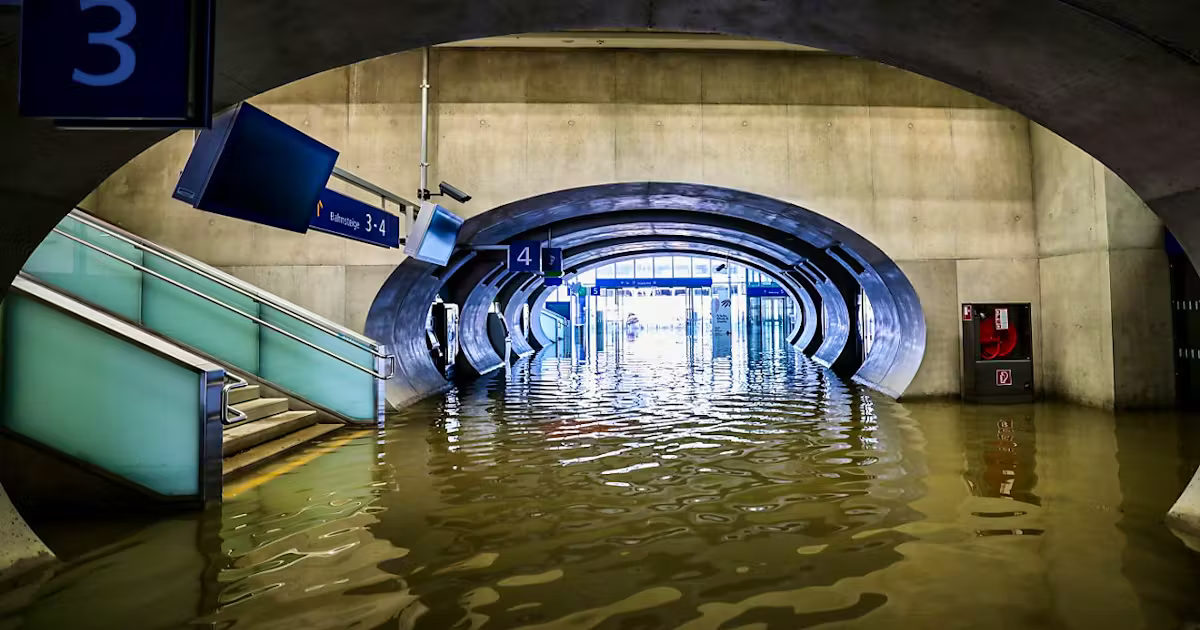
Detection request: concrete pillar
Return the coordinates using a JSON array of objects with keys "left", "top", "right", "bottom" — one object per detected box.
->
[
  {"left": 1167, "top": 468, "right": 1200, "bottom": 552},
  {"left": 0, "top": 480, "right": 54, "bottom": 589},
  {"left": 1031, "top": 124, "right": 1174, "bottom": 409}
]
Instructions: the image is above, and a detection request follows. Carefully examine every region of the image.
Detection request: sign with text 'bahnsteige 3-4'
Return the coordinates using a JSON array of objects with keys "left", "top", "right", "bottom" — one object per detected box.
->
[{"left": 311, "top": 189, "right": 400, "bottom": 248}]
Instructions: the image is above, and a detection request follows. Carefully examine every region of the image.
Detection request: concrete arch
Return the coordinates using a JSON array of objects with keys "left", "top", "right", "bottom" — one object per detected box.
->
[
  {"left": 367, "top": 183, "right": 924, "bottom": 401},
  {"left": 5, "top": 0, "right": 1200, "bottom": 301},
  {"left": 9, "top": 0, "right": 1200, "bottom": 580}
]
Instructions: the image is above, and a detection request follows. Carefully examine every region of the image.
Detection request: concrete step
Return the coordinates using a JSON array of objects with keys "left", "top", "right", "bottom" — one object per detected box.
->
[
  {"left": 229, "top": 397, "right": 288, "bottom": 424},
  {"left": 227, "top": 384, "right": 261, "bottom": 405},
  {"left": 222, "top": 423, "right": 342, "bottom": 478},
  {"left": 221, "top": 410, "right": 318, "bottom": 456}
]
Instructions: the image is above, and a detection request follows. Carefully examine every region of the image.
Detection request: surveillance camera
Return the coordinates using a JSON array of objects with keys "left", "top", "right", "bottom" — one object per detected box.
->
[{"left": 438, "top": 181, "right": 472, "bottom": 204}]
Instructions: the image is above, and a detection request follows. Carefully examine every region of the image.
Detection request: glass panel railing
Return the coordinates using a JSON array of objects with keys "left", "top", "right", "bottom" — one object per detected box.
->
[
  {"left": 20, "top": 212, "right": 386, "bottom": 423},
  {"left": 1, "top": 289, "right": 220, "bottom": 499},
  {"left": 143, "top": 256, "right": 262, "bottom": 373},
  {"left": 22, "top": 218, "right": 143, "bottom": 321},
  {"left": 260, "top": 304, "right": 377, "bottom": 420}
]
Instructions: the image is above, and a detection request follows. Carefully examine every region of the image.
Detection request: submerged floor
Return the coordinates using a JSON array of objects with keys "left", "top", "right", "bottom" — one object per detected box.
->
[{"left": 6, "top": 328, "right": 1200, "bottom": 629}]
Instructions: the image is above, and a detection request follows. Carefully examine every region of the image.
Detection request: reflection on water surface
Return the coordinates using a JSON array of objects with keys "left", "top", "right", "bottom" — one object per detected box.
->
[{"left": 7, "top": 329, "right": 1200, "bottom": 629}]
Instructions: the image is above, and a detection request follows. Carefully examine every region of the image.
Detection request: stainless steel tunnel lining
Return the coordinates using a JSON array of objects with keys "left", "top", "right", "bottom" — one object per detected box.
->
[{"left": 366, "top": 183, "right": 927, "bottom": 407}]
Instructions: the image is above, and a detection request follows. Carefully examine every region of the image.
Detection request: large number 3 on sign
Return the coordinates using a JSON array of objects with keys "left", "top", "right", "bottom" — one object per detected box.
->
[{"left": 72, "top": 0, "right": 137, "bottom": 87}]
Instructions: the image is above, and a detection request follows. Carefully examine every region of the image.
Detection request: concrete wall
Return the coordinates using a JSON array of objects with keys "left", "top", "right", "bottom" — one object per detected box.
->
[
  {"left": 0, "top": 481, "right": 53, "bottom": 588},
  {"left": 1031, "top": 125, "right": 1174, "bottom": 408},
  {"left": 79, "top": 48, "right": 1173, "bottom": 404}
]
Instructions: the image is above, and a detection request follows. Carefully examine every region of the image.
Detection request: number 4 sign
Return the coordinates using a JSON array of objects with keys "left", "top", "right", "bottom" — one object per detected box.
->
[{"left": 508, "top": 241, "right": 543, "bottom": 273}]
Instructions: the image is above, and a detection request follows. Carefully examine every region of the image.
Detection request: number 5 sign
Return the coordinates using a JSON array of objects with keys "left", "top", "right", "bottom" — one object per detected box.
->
[
  {"left": 19, "top": 0, "right": 214, "bottom": 127},
  {"left": 508, "top": 241, "right": 543, "bottom": 273}
]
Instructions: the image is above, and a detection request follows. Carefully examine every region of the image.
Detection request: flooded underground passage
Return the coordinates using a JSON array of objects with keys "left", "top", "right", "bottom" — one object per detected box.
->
[
  {"left": 8, "top": 29, "right": 1200, "bottom": 630},
  {"left": 6, "top": 256, "right": 1200, "bottom": 629}
]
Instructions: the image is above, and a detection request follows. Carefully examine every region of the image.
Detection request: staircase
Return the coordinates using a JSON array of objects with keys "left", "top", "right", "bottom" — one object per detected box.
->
[
  {"left": 8, "top": 209, "right": 393, "bottom": 500},
  {"left": 222, "top": 382, "right": 344, "bottom": 477}
]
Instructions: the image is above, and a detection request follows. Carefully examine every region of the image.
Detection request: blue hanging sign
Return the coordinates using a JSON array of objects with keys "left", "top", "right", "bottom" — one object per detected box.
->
[
  {"left": 595, "top": 277, "right": 713, "bottom": 289},
  {"left": 544, "top": 277, "right": 563, "bottom": 287},
  {"left": 746, "top": 286, "right": 788, "bottom": 297},
  {"left": 508, "top": 241, "right": 543, "bottom": 273},
  {"left": 590, "top": 286, "right": 601, "bottom": 296},
  {"left": 311, "top": 189, "right": 400, "bottom": 248},
  {"left": 542, "top": 247, "right": 564, "bottom": 277},
  {"left": 19, "top": 0, "right": 214, "bottom": 127}
]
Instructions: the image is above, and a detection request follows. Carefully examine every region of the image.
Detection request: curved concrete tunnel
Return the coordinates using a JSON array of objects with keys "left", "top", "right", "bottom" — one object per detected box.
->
[
  {"left": 4, "top": 0, "right": 1200, "bottom": 582},
  {"left": 366, "top": 182, "right": 927, "bottom": 406}
]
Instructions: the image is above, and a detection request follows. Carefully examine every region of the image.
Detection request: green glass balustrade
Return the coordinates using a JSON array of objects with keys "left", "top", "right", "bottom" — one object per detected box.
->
[
  {"left": 20, "top": 213, "right": 382, "bottom": 422},
  {"left": 1, "top": 296, "right": 203, "bottom": 497}
]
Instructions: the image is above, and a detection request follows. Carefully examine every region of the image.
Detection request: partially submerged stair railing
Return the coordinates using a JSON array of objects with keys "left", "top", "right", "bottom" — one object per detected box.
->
[
  {"left": 2, "top": 276, "right": 225, "bottom": 504},
  {"left": 20, "top": 210, "right": 394, "bottom": 425},
  {"left": 223, "top": 374, "right": 249, "bottom": 426}
]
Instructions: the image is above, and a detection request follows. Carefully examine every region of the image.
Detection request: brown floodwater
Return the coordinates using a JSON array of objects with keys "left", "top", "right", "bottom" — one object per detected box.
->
[{"left": 5, "top": 328, "right": 1200, "bottom": 629}]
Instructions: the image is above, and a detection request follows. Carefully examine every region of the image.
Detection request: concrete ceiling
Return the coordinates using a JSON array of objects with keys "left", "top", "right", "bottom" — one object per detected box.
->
[
  {"left": 3, "top": 0, "right": 1200, "bottom": 306},
  {"left": 439, "top": 31, "right": 824, "bottom": 52}
]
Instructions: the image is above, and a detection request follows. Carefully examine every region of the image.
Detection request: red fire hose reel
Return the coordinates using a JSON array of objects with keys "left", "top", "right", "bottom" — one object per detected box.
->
[{"left": 979, "top": 310, "right": 1018, "bottom": 360}]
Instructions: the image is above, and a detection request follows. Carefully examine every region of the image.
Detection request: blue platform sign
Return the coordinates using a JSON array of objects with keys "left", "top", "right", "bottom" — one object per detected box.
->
[
  {"left": 508, "top": 241, "right": 543, "bottom": 273},
  {"left": 590, "top": 286, "right": 601, "bottom": 296},
  {"left": 19, "top": 0, "right": 214, "bottom": 126},
  {"left": 747, "top": 286, "right": 788, "bottom": 297},
  {"left": 544, "top": 277, "right": 563, "bottom": 287},
  {"left": 542, "top": 247, "right": 563, "bottom": 276},
  {"left": 596, "top": 277, "right": 713, "bottom": 289},
  {"left": 311, "top": 189, "right": 400, "bottom": 248}
]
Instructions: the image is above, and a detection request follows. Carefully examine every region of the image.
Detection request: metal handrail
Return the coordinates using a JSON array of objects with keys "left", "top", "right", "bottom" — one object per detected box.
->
[
  {"left": 66, "top": 210, "right": 390, "bottom": 359},
  {"left": 49, "top": 228, "right": 396, "bottom": 380},
  {"left": 223, "top": 374, "right": 249, "bottom": 425}
]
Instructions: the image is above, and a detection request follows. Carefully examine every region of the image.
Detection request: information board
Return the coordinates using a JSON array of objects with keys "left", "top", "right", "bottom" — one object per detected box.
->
[
  {"left": 509, "top": 241, "right": 543, "bottom": 273},
  {"left": 173, "top": 103, "right": 338, "bottom": 233},
  {"left": 712, "top": 286, "right": 732, "bottom": 336},
  {"left": 20, "top": 0, "right": 213, "bottom": 126},
  {"left": 310, "top": 189, "right": 400, "bottom": 248}
]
